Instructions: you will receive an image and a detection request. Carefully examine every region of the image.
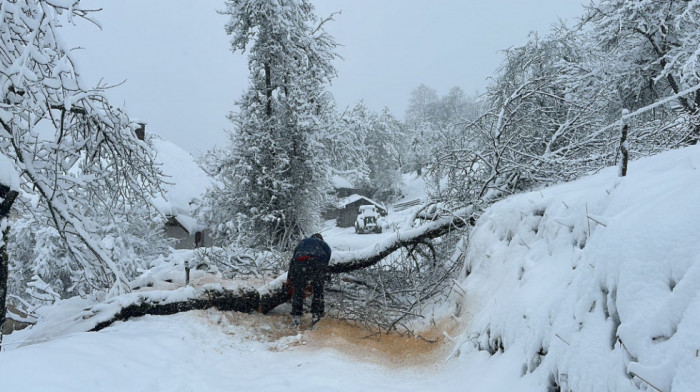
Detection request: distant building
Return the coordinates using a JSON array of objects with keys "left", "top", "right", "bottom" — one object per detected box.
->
[
  {"left": 149, "top": 132, "right": 215, "bottom": 249},
  {"left": 334, "top": 194, "right": 387, "bottom": 227}
]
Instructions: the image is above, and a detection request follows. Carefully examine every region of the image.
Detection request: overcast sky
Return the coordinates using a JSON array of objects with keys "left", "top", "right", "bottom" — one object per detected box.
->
[{"left": 64, "top": 0, "right": 585, "bottom": 156}]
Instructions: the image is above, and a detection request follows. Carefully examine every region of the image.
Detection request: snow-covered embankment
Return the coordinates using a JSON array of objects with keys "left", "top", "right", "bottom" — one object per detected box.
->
[{"left": 453, "top": 145, "right": 700, "bottom": 391}]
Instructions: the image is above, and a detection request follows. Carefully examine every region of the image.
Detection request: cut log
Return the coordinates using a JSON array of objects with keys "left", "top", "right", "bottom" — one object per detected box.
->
[{"left": 257, "top": 273, "right": 291, "bottom": 314}]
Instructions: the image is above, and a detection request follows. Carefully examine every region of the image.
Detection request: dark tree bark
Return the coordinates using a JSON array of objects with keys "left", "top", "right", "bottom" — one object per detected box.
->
[
  {"left": 0, "top": 183, "right": 19, "bottom": 350},
  {"left": 619, "top": 111, "right": 629, "bottom": 177},
  {"left": 90, "top": 286, "right": 260, "bottom": 332}
]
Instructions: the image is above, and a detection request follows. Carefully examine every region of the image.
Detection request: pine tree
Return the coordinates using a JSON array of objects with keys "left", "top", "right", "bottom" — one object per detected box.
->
[{"left": 204, "top": 0, "right": 338, "bottom": 249}]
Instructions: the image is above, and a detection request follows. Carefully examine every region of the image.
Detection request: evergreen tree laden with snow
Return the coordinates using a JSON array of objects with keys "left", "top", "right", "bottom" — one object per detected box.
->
[
  {"left": 0, "top": 0, "right": 166, "bottom": 303},
  {"left": 204, "top": 0, "right": 338, "bottom": 249}
]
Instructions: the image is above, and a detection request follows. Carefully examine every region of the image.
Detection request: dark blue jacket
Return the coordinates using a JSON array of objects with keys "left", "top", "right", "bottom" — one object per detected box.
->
[{"left": 292, "top": 237, "right": 331, "bottom": 265}]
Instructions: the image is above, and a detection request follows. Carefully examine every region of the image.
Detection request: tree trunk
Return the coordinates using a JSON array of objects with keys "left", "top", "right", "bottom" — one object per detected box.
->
[
  {"left": 0, "top": 224, "right": 10, "bottom": 351},
  {"left": 0, "top": 183, "right": 19, "bottom": 350},
  {"left": 90, "top": 286, "right": 260, "bottom": 332},
  {"left": 265, "top": 62, "right": 272, "bottom": 117},
  {"left": 619, "top": 110, "right": 629, "bottom": 177}
]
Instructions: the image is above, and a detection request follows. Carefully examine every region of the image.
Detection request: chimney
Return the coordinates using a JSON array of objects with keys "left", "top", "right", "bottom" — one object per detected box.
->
[{"left": 135, "top": 122, "right": 146, "bottom": 141}]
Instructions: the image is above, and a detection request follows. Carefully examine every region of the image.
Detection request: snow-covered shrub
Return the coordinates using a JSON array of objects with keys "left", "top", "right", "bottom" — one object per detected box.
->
[
  {"left": 189, "top": 246, "right": 286, "bottom": 280},
  {"left": 8, "top": 209, "right": 170, "bottom": 308}
]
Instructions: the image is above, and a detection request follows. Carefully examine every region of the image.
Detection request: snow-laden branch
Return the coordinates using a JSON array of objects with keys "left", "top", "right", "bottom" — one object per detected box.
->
[{"left": 328, "top": 209, "right": 473, "bottom": 273}]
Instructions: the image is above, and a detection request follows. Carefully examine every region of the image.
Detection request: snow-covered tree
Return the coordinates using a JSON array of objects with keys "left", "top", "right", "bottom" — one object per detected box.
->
[
  {"left": 405, "top": 84, "right": 440, "bottom": 125},
  {"left": 584, "top": 0, "right": 700, "bottom": 144},
  {"left": 330, "top": 103, "right": 406, "bottom": 203},
  {"left": 427, "top": 28, "right": 616, "bottom": 214},
  {"left": 202, "top": 0, "right": 338, "bottom": 249},
  {"left": 361, "top": 108, "right": 406, "bottom": 202},
  {"left": 429, "top": 8, "right": 699, "bottom": 216},
  {"left": 0, "top": 0, "right": 165, "bottom": 306},
  {"left": 321, "top": 103, "right": 372, "bottom": 189},
  {"left": 404, "top": 85, "right": 482, "bottom": 175}
]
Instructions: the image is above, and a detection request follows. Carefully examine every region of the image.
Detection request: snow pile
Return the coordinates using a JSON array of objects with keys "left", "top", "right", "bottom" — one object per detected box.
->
[{"left": 455, "top": 145, "right": 700, "bottom": 391}]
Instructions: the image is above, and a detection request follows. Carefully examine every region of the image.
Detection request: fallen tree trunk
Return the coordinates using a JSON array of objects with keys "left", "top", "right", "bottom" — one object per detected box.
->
[
  {"left": 87, "top": 211, "right": 471, "bottom": 329},
  {"left": 328, "top": 213, "right": 470, "bottom": 274},
  {"left": 90, "top": 285, "right": 260, "bottom": 332}
]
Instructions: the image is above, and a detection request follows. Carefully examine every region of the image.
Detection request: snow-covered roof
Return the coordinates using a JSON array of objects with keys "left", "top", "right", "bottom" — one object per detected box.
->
[
  {"left": 150, "top": 135, "right": 213, "bottom": 233},
  {"left": 337, "top": 194, "right": 385, "bottom": 210}
]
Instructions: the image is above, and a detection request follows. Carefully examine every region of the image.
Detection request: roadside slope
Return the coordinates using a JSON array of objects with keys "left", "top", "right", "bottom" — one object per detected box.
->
[{"left": 453, "top": 145, "right": 700, "bottom": 392}]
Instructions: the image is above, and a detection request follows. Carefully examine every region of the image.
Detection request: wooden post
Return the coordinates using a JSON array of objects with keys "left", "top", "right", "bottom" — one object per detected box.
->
[
  {"left": 184, "top": 260, "right": 190, "bottom": 286},
  {"left": 619, "top": 109, "right": 629, "bottom": 177}
]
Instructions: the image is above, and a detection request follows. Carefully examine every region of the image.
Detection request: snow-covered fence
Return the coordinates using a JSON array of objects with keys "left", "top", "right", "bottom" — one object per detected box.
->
[{"left": 393, "top": 199, "right": 421, "bottom": 212}]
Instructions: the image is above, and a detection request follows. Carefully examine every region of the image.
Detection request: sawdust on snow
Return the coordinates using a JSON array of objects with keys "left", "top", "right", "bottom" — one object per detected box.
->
[{"left": 202, "top": 308, "right": 464, "bottom": 370}]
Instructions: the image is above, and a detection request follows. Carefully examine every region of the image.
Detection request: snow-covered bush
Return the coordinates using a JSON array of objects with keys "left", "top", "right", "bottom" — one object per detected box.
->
[{"left": 8, "top": 209, "right": 170, "bottom": 308}]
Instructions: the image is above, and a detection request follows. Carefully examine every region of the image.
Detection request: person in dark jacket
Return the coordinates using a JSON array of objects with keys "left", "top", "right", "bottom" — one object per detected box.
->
[{"left": 288, "top": 233, "right": 332, "bottom": 326}]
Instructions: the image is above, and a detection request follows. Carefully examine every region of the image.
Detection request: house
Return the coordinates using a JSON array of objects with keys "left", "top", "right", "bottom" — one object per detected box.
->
[
  {"left": 334, "top": 194, "right": 387, "bottom": 227},
  {"left": 149, "top": 132, "right": 214, "bottom": 249}
]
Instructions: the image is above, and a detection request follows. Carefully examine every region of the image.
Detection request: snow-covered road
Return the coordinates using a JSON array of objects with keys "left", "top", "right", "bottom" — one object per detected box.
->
[{"left": 1, "top": 309, "right": 461, "bottom": 392}]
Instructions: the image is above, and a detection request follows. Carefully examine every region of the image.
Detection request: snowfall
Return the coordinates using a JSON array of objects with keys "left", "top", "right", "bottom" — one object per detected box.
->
[{"left": 2, "top": 144, "right": 700, "bottom": 392}]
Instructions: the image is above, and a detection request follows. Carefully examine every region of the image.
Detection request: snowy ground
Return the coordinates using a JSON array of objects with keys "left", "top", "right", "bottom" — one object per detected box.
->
[
  {"left": 1, "top": 309, "right": 458, "bottom": 392},
  {"left": 2, "top": 148, "right": 700, "bottom": 391}
]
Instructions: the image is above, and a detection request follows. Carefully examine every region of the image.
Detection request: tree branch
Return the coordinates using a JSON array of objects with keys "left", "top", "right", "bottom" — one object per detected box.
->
[{"left": 82, "top": 210, "right": 475, "bottom": 327}]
